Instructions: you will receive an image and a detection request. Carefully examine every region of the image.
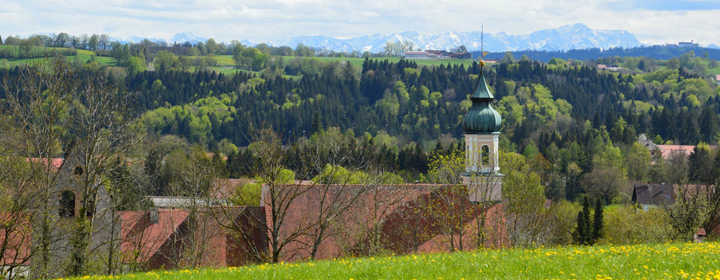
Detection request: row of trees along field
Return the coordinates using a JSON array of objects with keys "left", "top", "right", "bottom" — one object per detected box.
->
[{"left": 1, "top": 54, "right": 720, "bottom": 278}]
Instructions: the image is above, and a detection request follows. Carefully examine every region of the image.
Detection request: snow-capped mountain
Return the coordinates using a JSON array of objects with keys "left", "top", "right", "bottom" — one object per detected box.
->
[
  {"left": 266, "top": 23, "right": 642, "bottom": 53},
  {"left": 168, "top": 32, "right": 207, "bottom": 45},
  {"left": 108, "top": 32, "right": 208, "bottom": 45},
  {"left": 707, "top": 44, "right": 720, "bottom": 49}
]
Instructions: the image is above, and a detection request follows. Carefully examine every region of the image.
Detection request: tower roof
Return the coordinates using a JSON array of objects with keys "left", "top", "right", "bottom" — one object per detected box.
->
[
  {"left": 470, "top": 69, "right": 495, "bottom": 101},
  {"left": 463, "top": 67, "right": 502, "bottom": 134}
]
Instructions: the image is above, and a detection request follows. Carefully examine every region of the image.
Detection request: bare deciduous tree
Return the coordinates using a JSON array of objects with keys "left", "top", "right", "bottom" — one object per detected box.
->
[{"left": 2, "top": 60, "right": 79, "bottom": 279}]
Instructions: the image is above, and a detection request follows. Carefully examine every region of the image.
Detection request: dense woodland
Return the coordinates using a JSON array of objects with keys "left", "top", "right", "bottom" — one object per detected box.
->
[
  {"left": 3, "top": 52, "right": 720, "bottom": 190},
  {"left": 2, "top": 38, "right": 720, "bottom": 278}
]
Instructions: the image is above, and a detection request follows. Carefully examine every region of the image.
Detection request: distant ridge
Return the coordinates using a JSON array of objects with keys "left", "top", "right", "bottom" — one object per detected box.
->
[
  {"left": 110, "top": 32, "right": 208, "bottom": 45},
  {"left": 266, "top": 23, "right": 643, "bottom": 53}
]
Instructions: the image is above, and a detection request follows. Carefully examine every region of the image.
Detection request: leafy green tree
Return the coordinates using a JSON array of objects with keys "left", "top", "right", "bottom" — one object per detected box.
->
[
  {"left": 153, "top": 50, "right": 179, "bottom": 71},
  {"left": 582, "top": 165, "right": 626, "bottom": 205},
  {"left": 500, "top": 51, "right": 515, "bottom": 64},
  {"left": 109, "top": 43, "right": 130, "bottom": 66},
  {"left": 125, "top": 56, "right": 147, "bottom": 75},
  {"left": 627, "top": 142, "right": 651, "bottom": 182}
]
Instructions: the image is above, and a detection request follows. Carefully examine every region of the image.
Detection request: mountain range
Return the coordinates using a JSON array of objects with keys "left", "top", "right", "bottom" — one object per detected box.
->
[
  {"left": 111, "top": 32, "right": 209, "bottom": 46},
  {"left": 265, "top": 23, "right": 643, "bottom": 53},
  {"left": 107, "top": 24, "right": 720, "bottom": 53}
]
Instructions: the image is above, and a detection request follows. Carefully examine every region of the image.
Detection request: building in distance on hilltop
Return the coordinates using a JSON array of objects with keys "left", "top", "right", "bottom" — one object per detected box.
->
[
  {"left": 404, "top": 50, "right": 472, "bottom": 60},
  {"left": 678, "top": 40, "right": 699, "bottom": 47}
]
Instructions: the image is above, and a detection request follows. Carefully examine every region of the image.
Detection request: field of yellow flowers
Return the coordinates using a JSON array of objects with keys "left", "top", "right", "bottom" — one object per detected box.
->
[{"left": 66, "top": 242, "right": 719, "bottom": 280}]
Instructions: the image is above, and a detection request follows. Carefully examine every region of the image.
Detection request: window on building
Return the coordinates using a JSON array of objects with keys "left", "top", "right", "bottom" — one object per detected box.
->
[
  {"left": 481, "top": 145, "right": 490, "bottom": 165},
  {"left": 85, "top": 193, "right": 96, "bottom": 217},
  {"left": 60, "top": 191, "right": 75, "bottom": 217}
]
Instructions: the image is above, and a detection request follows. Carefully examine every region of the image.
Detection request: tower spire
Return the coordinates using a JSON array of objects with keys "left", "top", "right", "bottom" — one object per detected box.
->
[
  {"left": 481, "top": 23, "right": 484, "bottom": 57},
  {"left": 480, "top": 23, "right": 488, "bottom": 68}
]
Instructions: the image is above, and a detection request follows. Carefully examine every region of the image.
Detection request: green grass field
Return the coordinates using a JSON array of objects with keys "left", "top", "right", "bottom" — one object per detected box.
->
[
  {"left": 65, "top": 242, "right": 720, "bottom": 280},
  {"left": 2, "top": 45, "right": 713, "bottom": 78},
  {"left": 711, "top": 66, "right": 720, "bottom": 75},
  {"left": 0, "top": 46, "right": 116, "bottom": 67}
]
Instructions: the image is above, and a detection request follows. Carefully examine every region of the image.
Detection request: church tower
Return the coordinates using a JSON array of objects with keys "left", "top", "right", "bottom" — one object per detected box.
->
[{"left": 462, "top": 57, "right": 504, "bottom": 202}]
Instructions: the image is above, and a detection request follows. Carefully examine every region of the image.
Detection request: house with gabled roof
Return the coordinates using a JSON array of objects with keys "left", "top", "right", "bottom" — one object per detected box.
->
[{"left": 632, "top": 183, "right": 675, "bottom": 211}]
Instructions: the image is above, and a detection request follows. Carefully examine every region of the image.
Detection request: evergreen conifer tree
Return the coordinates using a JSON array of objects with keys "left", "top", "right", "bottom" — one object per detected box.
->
[
  {"left": 311, "top": 111, "right": 323, "bottom": 135},
  {"left": 574, "top": 196, "right": 592, "bottom": 245},
  {"left": 592, "top": 197, "right": 604, "bottom": 243}
]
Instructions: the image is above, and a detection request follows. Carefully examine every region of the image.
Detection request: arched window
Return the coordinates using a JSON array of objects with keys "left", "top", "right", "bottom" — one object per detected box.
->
[
  {"left": 85, "top": 193, "right": 96, "bottom": 217},
  {"left": 481, "top": 145, "right": 490, "bottom": 165},
  {"left": 59, "top": 191, "right": 75, "bottom": 217}
]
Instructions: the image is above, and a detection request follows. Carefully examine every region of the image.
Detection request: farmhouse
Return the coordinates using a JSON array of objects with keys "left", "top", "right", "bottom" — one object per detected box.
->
[
  {"left": 632, "top": 183, "right": 675, "bottom": 211},
  {"left": 404, "top": 51, "right": 441, "bottom": 60},
  {"left": 637, "top": 134, "right": 717, "bottom": 160}
]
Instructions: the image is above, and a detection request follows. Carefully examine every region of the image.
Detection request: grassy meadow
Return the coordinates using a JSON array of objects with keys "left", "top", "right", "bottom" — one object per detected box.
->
[
  {"left": 64, "top": 242, "right": 720, "bottom": 280},
  {"left": 0, "top": 46, "right": 116, "bottom": 67}
]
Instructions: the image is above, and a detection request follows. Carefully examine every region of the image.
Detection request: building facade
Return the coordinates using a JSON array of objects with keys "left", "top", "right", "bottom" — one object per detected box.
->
[{"left": 461, "top": 61, "right": 504, "bottom": 203}]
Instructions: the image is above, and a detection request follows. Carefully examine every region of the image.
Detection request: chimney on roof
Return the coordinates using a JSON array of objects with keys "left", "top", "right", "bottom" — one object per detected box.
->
[{"left": 149, "top": 208, "right": 159, "bottom": 224}]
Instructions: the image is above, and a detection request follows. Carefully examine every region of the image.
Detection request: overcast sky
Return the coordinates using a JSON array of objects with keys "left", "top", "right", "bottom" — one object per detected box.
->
[{"left": 1, "top": 0, "right": 719, "bottom": 45}]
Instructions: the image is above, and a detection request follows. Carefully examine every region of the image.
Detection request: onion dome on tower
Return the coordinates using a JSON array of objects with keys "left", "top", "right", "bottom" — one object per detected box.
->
[{"left": 463, "top": 64, "right": 502, "bottom": 134}]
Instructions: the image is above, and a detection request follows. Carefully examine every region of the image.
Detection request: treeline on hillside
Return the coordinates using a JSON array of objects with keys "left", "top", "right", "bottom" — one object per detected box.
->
[
  {"left": 4, "top": 56, "right": 718, "bottom": 149},
  {"left": 481, "top": 45, "right": 720, "bottom": 62}
]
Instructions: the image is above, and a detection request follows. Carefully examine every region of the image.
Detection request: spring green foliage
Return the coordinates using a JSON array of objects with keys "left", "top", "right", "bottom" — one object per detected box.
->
[
  {"left": 603, "top": 205, "right": 672, "bottom": 244},
  {"left": 496, "top": 83, "right": 572, "bottom": 125},
  {"left": 312, "top": 164, "right": 403, "bottom": 185},
  {"left": 68, "top": 242, "right": 720, "bottom": 280},
  {"left": 230, "top": 169, "right": 295, "bottom": 206}
]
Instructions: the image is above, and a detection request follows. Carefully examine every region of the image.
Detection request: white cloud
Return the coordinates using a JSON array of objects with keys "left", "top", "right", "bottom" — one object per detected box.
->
[{"left": 0, "top": 0, "right": 718, "bottom": 46}]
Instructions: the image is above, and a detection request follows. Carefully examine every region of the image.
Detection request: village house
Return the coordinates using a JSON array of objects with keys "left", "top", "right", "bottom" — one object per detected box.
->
[
  {"left": 631, "top": 183, "right": 675, "bottom": 211},
  {"left": 596, "top": 64, "right": 621, "bottom": 72},
  {"left": 637, "top": 134, "right": 717, "bottom": 160}
]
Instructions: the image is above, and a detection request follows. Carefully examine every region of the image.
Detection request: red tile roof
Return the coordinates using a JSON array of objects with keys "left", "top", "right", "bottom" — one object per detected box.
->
[
  {"left": 212, "top": 179, "right": 247, "bottom": 200},
  {"left": 261, "top": 184, "right": 507, "bottom": 261},
  {"left": 0, "top": 212, "right": 32, "bottom": 266},
  {"left": 25, "top": 158, "right": 65, "bottom": 170},
  {"left": 120, "top": 209, "right": 189, "bottom": 265},
  {"left": 655, "top": 145, "right": 717, "bottom": 160}
]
